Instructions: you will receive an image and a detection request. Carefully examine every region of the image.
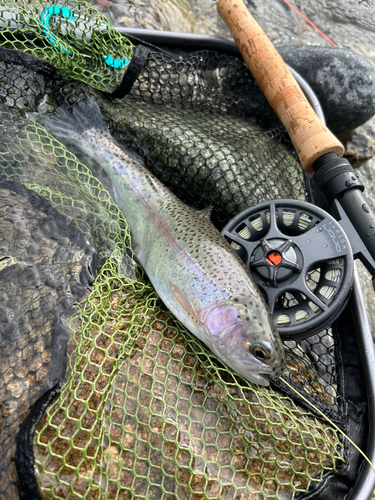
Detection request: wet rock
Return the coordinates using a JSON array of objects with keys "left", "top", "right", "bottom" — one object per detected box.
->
[
  {"left": 278, "top": 45, "right": 375, "bottom": 135},
  {"left": 0, "top": 182, "right": 98, "bottom": 500},
  {"left": 341, "top": 115, "right": 375, "bottom": 167}
]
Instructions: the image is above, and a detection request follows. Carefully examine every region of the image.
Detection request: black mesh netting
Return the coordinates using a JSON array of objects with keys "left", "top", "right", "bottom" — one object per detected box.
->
[
  {"left": 0, "top": 7, "right": 369, "bottom": 500},
  {"left": 53, "top": 47, "right": 306, "bottom": 222}
]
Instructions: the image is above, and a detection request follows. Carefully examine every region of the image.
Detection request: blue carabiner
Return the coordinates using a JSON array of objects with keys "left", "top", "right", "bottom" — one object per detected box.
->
[{"left": 39, "top": 4, "right": 130, "bottom": 68}]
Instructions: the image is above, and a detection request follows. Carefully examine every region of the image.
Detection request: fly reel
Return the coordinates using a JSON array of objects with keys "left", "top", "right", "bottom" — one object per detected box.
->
[{"left": 221, "top": 199, "right": 354, "bottom": 340}]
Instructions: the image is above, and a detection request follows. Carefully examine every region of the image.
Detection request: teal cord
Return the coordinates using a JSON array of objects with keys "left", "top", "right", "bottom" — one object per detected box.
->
[{"left": 39, "top": 4, "right": 130, "bottom": 68}]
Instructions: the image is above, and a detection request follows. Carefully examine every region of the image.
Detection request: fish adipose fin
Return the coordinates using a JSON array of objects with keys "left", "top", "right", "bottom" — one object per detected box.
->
[
  {"left": 168, "top": 281, "right": 201, "bottom": 327},
  {"left": 197, "top": 205, "right": 213, "bottom": 220}
]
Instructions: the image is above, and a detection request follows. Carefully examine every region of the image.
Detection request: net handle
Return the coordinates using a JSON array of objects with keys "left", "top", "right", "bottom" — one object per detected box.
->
[{"left": 217, "top": 0, "right": 344, "bottom": 174}]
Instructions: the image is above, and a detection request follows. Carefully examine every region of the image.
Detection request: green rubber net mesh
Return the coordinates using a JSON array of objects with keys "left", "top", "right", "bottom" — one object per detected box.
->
[
  {"left": 0, "top": 0, "right": 134, "bottom": 93},
  {"left": 0, "top": 1, "right": 354, "bottom": 499}
]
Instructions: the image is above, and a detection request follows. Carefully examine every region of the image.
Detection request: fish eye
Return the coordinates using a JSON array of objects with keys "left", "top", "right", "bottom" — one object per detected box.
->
[{"left": 250, "top": 342, "right": 271, "bottom": 361}]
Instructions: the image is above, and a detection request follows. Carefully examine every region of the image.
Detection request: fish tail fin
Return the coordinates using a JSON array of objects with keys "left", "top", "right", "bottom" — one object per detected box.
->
[{"left": 36, "top": 97, "right": 110, "bottom": 146}]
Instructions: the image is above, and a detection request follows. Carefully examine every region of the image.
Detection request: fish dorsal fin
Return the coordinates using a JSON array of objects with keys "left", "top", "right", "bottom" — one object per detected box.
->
[{"left": 168, "top": 281, "right": 202, "bottom": 326}]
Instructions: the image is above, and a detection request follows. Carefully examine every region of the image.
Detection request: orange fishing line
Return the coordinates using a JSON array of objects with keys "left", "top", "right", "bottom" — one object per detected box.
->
[{"left": 282, "top": 0, "right": 337, "bottom": 46}]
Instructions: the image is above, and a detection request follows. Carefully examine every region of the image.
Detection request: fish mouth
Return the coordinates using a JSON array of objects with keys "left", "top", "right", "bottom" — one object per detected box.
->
[
  {"left": 223, "top": 350, "right": 285, "bottom": 387},
  {"left": 256, "top": 360, "right": 285, "bottom": 386},
  {"left": 246, "top": 372, "right": 270, "bottom": 386},
  {"left": 247, "top": 365, "right": 284, "bottom": 386},
  {"left": 241, "top": 353, "right": 285, "bottom": 381}
]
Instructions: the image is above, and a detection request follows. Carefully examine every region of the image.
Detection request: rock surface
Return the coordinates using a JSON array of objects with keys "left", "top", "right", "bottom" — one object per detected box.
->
[
  {"left": 278, "top": 45, "right": 375, "bottom": 134},
  {"left": 0, "top": 182, "right": 97, "bottom": 500},
  {"left": 341, "top": 115, "right": 375, "bottom": 167}
]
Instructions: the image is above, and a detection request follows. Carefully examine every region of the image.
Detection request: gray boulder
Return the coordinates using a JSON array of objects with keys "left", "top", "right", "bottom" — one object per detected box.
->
[{"left": 278, "top": 45, "right": 375, "bottom": 134}]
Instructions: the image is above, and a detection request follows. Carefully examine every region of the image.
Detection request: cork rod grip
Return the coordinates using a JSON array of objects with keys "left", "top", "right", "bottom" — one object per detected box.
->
[{"left": 217, "top": 0, "right": 344, "bottom": 173}]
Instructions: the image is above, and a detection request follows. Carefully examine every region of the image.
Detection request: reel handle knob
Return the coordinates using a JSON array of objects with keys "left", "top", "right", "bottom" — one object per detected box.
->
[{"left": 216, "top": 0, "right": 344, "bottom": 174}]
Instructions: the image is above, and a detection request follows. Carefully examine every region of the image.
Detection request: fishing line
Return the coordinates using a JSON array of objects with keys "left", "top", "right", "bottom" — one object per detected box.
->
[
  {"left": 281, "top": 0, "right": 337, "bottom": 47},
  {"left": 115, "top": 32, "right": 176, "bottom": 57},
  {"left": 279, "top": 375, "right": 375, "bottom": 472}
]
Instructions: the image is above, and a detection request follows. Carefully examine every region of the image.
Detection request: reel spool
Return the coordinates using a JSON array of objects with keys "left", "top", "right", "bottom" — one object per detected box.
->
[{"left": 221, "top": 199, "right": 354, "bottom": 340}]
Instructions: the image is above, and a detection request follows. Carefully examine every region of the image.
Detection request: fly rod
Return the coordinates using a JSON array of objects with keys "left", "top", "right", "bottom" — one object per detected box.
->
[{"left": 217, "top": 0, "right": 375, "bottom": 288}]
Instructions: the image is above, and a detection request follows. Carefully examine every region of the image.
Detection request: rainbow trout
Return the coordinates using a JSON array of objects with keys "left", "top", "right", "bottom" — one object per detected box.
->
[{"left": 40, "top": 98, "right": 285, "bottom": 385}]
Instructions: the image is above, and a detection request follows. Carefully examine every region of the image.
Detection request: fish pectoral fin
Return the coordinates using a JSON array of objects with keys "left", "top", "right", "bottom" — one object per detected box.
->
[{"left": 168, "top": 281, "right": 202, "bottom": 326}]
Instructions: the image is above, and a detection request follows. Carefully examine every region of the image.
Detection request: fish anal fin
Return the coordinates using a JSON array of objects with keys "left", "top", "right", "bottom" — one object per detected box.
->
[{"left": 168, "top": 281, "right": 202, "bottom": 326}]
